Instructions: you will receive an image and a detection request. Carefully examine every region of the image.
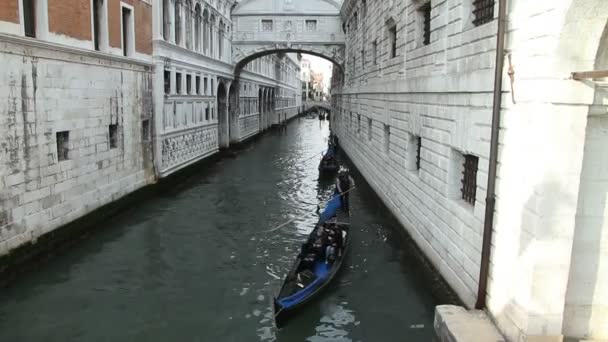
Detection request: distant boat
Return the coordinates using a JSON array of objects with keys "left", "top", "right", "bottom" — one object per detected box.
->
[
  {"left": 273, "top": 192, "right": 351, "bottom": 328},
  {"left": 318, "top": 146, "right": 339, "bottom": 175}
]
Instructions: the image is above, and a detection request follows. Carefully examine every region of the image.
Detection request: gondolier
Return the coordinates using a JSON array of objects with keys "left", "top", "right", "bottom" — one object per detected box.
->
[{"left": 336, "top": 169, "right": 355, "bottom": 212}]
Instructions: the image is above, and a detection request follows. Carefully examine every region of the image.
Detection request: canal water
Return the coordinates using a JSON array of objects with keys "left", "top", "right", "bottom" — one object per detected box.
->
[{"left": 0, "top": 118, "right": 438, "bottom": 341}]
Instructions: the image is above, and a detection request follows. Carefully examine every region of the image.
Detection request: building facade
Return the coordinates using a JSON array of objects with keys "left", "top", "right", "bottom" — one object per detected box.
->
[
  {"left": 0, "top": 0, "right": 155, "bottom": 255},
  {"left": 332, "top": 0, "right": 608, "bottom": 340}
]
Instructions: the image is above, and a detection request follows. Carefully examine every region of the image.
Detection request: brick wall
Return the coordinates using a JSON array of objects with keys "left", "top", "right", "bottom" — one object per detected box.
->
[
  {"left": 0, "top": 36, "right": 154, "bottom": 256},
  {"left": 0, "top": 0, "right": 19, "bottom": 23},
  {"left": 135, "top": 1, "right": 152, "bottom": 54},
  {"left": 48, "top": 0, "right": 92, "bottom": 41}
]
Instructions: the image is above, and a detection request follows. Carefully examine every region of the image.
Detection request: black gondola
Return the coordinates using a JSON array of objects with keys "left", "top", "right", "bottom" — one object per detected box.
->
[
  {"left": 273, "top": 192, "right": 351, "bottom": 328},
  {"left": 318, "top": 145, "right": 339, "bottom": 175}
]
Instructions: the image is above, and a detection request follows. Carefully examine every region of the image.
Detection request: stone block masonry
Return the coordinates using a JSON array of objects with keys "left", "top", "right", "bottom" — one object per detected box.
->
[{"left": 0, "top": 34, "right": 155, "bottom": 257}]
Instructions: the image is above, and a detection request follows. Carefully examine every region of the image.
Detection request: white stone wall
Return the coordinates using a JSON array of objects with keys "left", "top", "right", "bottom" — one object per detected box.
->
[
  {"left": 0, "top": 34, "right": 154, "bottom": 256},
  {"left": 334, "top": 0, "right": 608, "bottom": 340}
]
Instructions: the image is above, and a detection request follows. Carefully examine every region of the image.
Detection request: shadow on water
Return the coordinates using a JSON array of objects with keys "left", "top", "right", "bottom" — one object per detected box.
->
[{"left": 0, "top": 119, "right": 451, "bottom": 342}]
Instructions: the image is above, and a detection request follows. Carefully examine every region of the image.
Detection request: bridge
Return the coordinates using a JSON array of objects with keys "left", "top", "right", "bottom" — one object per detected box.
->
[{"left": 231, "top": 0, "right": 346, "bottom": 73}]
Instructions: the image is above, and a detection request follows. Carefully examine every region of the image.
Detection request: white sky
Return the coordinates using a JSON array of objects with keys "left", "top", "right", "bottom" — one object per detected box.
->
[{"left": 302, "top": 54, "right": 334, "bottom": 85}]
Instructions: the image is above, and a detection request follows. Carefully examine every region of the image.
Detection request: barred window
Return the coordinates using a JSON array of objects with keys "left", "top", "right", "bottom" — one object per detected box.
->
[
  {"left": 461, "top": 154, "right": 479, "bottom": 205},
  {"left": 388, "top": 25, "right": 397, "bottom": 58},
  {"left": 262, "top": 20, "right": 273, "bottom": 31},
  {"left": 416, "top": 136, "right": 422, "bottom": 170},
  {"left": 305, "top": 20, "right": 317, "bottom": 31},
  {"left": 421, "top": 3, "right": 431, "bottom": 45},
  {"left": 473, "top": 0, "right": 494, "bottom": 26}
]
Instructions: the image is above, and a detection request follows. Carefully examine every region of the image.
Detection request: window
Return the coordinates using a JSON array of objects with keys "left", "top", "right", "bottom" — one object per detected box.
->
[
  {"left": 175, "top": 1, "right": 182, "bottom": 45},
  {"left": 204, "top": 77, "right": 208, "bottom": 95},
  {"left": 164, "top": 70, "right": 171, "bottom": 94},
  {"left": 186, "top": 74, "right": 192, "bottom": 94},
  {"left": 205, "top": 107, "right": 210, "bottom": 120},
  {"left": 121, "top": 6, "right": 133, "bottom": 57},
  {"left": 367, "top": 118, "right": 372, "bottom": 141},
  {"left": 211, "top": 79, "right": 214, "bottom": 95},
  {"left": 109, "top": 124, "right": 118, "bottom": 149},
  {"left": 388, "top": 25, "right": 397, "bottom": 58},
  {"left": 383, "top": 125, "right": 390, "bottom": 153},
  {"left": 461, "top": 154, "right": 479, "bottom": 205},
  {"left": 357, "top": 114, "right": 361, "bottom": 133},
  {"left": 211, "top": 107, "right": 215, "bottom": 120},
  {"left": 262, "top": 20, "right": 273, "bottom": 32},
  {"left": 92, "top": 0, "right": 104, "bottom": 50},
  {"left": 196, "top": 76, "right": 201, "bottom": 94},
  {"left": 361, "top": 49, "right": 365, "bottom": 69},
  {"left": 56, "top": 131, "right": 69, "bottom": 161},
  {"left": 353, "top": 12, "right": 358, "bottom": 30},
  {"left": 407, "top": 134, "right": 422, "bottom": 170},
  {"left": 142, "top": 120, "right": 150, "bottom": 141},
  {"left": 176, "top": 72, "right": 182, "bottom": 94},
  {"left": 305, "top": 20, "right": 317, "bottom": 31},
  {"left": 372, "top": 40, "right": 378, "bottom": 65},
  {"left": 473, "top": 0, "right": 495, "bottom": 26},
  {"left": 420, "top": 3, "right": 431, "bottom": 45},
  {"left": 23, "top": 0, "right": 36, "bottom": 38},
  {"left": 163, "top": 0, "right": 171, "bottom": 41}
]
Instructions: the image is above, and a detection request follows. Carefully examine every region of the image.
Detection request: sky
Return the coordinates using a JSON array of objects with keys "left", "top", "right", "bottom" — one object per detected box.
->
[{"left": 302, "top": 54, "right": 334, "bottom": 89}]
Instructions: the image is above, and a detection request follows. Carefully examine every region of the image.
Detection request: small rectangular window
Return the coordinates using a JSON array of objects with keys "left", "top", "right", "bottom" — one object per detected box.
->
[
  {"left": 389, "top": 25, "right": 397, "bottom": 58},
  {"left": 211, "top": 107, "right": 215, "bottom": 120},
  {"left": 305, "top": 20, "right": 317, "bottom": 31},
  {"left": 367, "top": 118, "right": 372, "bottom": 141},
  {"left": 416, "top": 136, "right": 422, "bottom": 170},
  {"left": 361, "top": 49, "right": 365, "bottom": 69},
  {"left": 461, "top": 154, "right": 479, "bottom": 205},
  {"left": 421, "top": 3, "right": 431, "bottom": 45},
  {"left": 262, "top": 20, "right": 273, "bottom": 32},
  {"left": 176, "top": 73, "right": 182, "bottom": 94},
  {"left": 121, "top": 6, "right": 133, "bottom": 57},
  {"left": 93, "top": 0, "right": 102, "bottom": 50},
  {"left": 204, "top": 77, "right": 208, "bottom": 95},
  {"left": 205, "top": 107, "right": 210, "bottom": 121},
  {"left": 164, "top": 70, "right": 171, "bottom": 94},
  {"left": 186, "top": 74, "right": 192, "bottom": 94},
  {"left": 142, "top": 120, "right": 150, "bottom": 142},
  {"left": 196, "top": 76, "right": 201, "bottom": 95},
  {"left": 357, "top": 114, "right": 361, "bottom": 133},
  {"left": 473, "top": 0, "right": 495, "bottom": 26},
  {"left": 384, "top": 124, "right": 390, "bottom": 153},
  {"left": 109, "top": 124, "right": 118, "bottom": 149},
  {"left": 372, "top": 40, "right": 378, "bottom": 65},
  {"left": 211, "top": 79, "right": 214, "bottom": 95},
  {"left": 23, "top": 0, "right": 36, "bottom": 38},
  {"left": 56, "top": 131, "right": 69, "bottom": 161}
]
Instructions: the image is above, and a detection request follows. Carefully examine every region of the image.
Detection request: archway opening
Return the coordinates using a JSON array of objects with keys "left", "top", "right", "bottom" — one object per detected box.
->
[
  {"left": 217, "top": 82, "right": 229, "bottom": 148},
  {"left": 229, "top": 82, "right": 239, "bottom": 143}
]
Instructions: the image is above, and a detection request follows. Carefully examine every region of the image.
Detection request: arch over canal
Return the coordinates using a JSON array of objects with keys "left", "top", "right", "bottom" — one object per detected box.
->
[{"left": 231, "top": 0, "right": 346, "bottom": 74}]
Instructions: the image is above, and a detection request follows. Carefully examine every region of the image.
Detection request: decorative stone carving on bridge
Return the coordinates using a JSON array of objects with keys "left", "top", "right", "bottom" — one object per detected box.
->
[{"left": 161, "top": 126, "right": 219, "bottom": 172}]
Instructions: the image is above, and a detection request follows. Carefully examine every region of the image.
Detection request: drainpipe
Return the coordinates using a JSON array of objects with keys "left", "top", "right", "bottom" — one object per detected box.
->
[{"left": 475, "top": 0, "right": 508, "bottom": 310}]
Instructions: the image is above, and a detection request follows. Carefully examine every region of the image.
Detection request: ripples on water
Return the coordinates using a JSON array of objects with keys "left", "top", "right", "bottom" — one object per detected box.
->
[{"left": 0, "top": 118, "right": 436, "bottom": 342}]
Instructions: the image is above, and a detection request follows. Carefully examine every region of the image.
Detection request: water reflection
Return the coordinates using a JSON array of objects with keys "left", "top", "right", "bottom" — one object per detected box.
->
[{"left": 0, "top": 119, "right": 436, "bottom": 342}]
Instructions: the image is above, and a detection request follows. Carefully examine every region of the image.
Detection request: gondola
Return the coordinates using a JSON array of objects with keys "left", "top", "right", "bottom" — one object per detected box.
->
[
  {"left": 318, "top": 146, "right": 339, "bottom": 175},
  {"left": 273, "top": 191, "right": 351, "bottom": 328}
]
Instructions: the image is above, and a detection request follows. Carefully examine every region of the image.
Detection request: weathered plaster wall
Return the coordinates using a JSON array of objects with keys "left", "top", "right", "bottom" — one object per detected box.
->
[{"left": 0, "top": 35, "right": 155, "bottom": 256}]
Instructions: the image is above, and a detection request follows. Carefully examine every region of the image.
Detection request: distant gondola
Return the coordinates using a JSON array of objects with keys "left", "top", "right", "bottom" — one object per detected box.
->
[
  {"left": 273, "top": 192, "right": 351, "bottom": 328},
  {"left": 318, "top": 146, "right": 339, "bottom": 175}
]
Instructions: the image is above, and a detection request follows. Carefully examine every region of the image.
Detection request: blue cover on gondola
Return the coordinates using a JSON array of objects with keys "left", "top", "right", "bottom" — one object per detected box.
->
[
  {"left": 323, "top": 146, "right": 335, "bottom": 159},
  {"left": 318, "top": 191, "right": 341, "bottom": 224}
]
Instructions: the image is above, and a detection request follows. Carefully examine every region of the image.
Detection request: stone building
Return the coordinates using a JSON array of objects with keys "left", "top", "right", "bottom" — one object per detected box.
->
[
  {"left": 153, "top": 0, "right": 302, "bottom": 176},
  {"left": 332, "top": 0, "right": 608, "bottom": 340},
  {"left": 0, "top": 0, "right": 155, "bottom": 255}
]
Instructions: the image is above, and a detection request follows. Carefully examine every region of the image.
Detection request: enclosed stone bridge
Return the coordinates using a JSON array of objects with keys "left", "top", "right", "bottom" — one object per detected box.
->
[{"left": 231, "top": 0, "right": 346, "bottom": 73}]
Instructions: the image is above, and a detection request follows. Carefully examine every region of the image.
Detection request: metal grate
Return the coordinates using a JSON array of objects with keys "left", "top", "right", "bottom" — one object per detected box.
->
[
  {"left": 56, "top": 131, "right": 70, "bottom": 161},
  {"left": 422, "top": 3, "right": 431, "bottom": 45},
  {"left": 416, "top": 136, "right": 422, "bottom": 170},
  {"left": 473, "top": 0, "right": 494, "bottom": 26},
  {"left": 461, "top": 154, "right": 479, "bottom": 205}
]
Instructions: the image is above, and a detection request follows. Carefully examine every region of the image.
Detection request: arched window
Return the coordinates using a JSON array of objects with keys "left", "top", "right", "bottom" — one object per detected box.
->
[
  {"left": 185, "top": 0, "right": 192, "bottom": 50},
  {"left": 219, "top": 20, "right": 224, "bottom": 60},
  {"left": 175, "top": 0, "right": 182, "bottom": 45},
  {"left": 203, "top": 9, "right": 209, "bottom": 54},
  {"left": 194, "top": 4, "right": 201, "bottom": 52},
  {"left": 210, "top": 15, "right": 216, "bottom": 57},
  {"left": 163, "top": 0, "right": 171, "bottom": 41}
]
